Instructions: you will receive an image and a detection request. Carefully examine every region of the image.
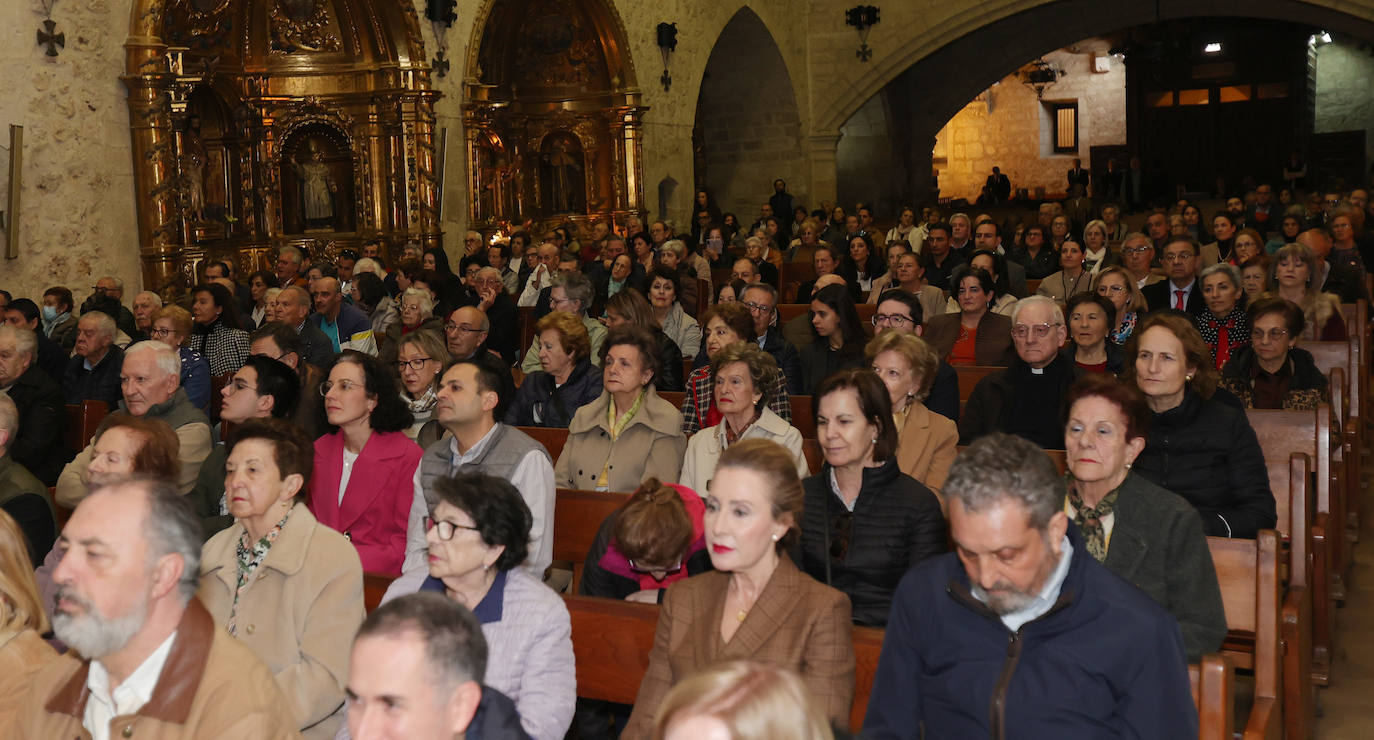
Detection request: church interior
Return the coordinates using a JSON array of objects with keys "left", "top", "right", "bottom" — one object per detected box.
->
[{"left": 3, "top": 0, "right": 1374, "bottom": 736}]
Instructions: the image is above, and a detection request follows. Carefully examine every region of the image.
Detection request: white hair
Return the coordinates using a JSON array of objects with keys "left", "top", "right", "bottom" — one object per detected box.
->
[
  {"left": 0, "top": 325, "right": 37, "bottom": 363},
  {"left": 1010, "top": 295, "right": 1065, "bottom": 326},
  {"left": 402, "top": 287, "right": 435, "bottom": 316},
  {"left": 353, "top": 257, "right": 385, "bottom": 277},
  {"left": 0, "top": 393, "right": 18, "bottom": 443},
  {"left": 134, "top": 291, "right": 162, "bottom": 308},
  {"left": 124, "top": 340, "right": 181, "bottom": 379},
  {"left": 79, "top": 311, "right": 118, "bottom": 341}
]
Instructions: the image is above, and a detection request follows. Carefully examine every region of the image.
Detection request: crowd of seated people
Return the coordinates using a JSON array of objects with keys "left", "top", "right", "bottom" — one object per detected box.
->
[{"left": 1, "top": 176, "right": 1371, "bottom": 737}]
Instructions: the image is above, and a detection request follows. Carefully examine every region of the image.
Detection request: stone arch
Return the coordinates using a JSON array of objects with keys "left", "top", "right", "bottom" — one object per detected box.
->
[
  {"left": 823, "top": 0, "right": 1374, "bottom": 204},
  {"left": 694, "top": 6, "right": 804, "bottom": 222}
]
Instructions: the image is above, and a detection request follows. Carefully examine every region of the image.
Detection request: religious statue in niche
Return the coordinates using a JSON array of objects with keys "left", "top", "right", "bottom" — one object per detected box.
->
[
  {"left": 540, "top": 134, "right": 585, "bottom": 214},
  {"left": 271, "top": 0, "right": 340, "bottom": 53},
  {"left": 180, "top": 128, "right": 210, "bottom": 223},
  {"left": 294, "top": 143, "right": 337, "bottom": 231}
]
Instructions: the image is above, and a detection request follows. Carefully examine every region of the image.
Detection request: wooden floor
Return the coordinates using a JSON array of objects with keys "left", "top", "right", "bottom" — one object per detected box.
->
[{"left": 1315, "top": 502, "right": 1374, "bottom": 738}]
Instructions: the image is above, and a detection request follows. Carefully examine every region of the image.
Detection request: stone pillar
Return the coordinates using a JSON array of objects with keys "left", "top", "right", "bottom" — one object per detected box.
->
[{"left": 806, "top": 132, "right": 842, "bottom": 210}]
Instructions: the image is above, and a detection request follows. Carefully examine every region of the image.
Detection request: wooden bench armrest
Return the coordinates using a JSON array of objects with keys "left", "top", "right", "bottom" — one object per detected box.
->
[
  {"left": 1241, "top": 696, "right": 1282, "bottom": 740},
  {"left": 1280, "top": 585, "right": 1314, "bottom": 740},
  {"left": 1195, "top": 653, "right": 1234, "bottom": 740}
]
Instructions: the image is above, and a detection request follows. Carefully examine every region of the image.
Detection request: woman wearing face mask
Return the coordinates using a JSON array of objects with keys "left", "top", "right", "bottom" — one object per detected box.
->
[
  {"left": 620, "top": 439, "right": 856, "bottom": 740},
  {"left": 1194, "top": 263, "right": 1250, "bottom": 369},
  {"left": 40, "top": 287, "right": 78, "bottom": 351},
  {"left": 1036, "top": 240, "right": 1092, "bottom": 303},
  {"left": 1062, "top": 293, "right": 1122, "bottom": 374},
  {"left": 198, "top": 418, "right": 363, "bottom": 739},
  {"left": 1219, "top": 297, "right": 1328, "bottom": 410}
]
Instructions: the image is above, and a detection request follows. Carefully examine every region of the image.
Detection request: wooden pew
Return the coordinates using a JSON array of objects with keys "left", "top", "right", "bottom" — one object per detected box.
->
[
  {"left": 1209, "top": 531, "right": 1283, "bottom": 740},
  {"left": 563, "top": 594, "right": 885, "bottom": 732},
  {"left": 1191, "top": 654, "right": 1235, "bottom": 740},
  {"left": 363, "top": 571, "right": 396, "bottom": 613},
  {"left": 953, "top": 365, "right": 1003, "bottom": 402},
  {"left": 1303, "top": 340, "right": 1362, "bottom": 538},
  {"left": 63, "top": 400, "right": 109, "bottom": 454},
  {"left": 790, "top": 394, "right": 814, "bottom": 436},
  {"left": 518, "top": 426, "right": 570, "bottom": 467},
  {"left": 209, "top": 372, "right": 233, "bottom": 425},
  {"left": 1268, "top": 453, "right": 1316, "bottom": 740},
  {"left": 554, "top": 488, "right": 630, "bottom": 591}
]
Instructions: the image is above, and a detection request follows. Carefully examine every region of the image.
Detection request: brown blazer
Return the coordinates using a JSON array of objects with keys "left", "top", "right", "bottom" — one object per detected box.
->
[
  {"left": 921, "top": 311, "right": 1015, "bottom": 367},
  {"left": 894, "top": 402, "right": 959, "bottom": 500},
  {"left": 621, "top": 555, "right": 855, "bottom": 739},
  {"left": 0, "top": 629, "right": 57, "bottom": 729}
]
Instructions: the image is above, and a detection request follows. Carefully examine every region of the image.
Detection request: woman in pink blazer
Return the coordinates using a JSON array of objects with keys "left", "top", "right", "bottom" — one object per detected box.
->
[{"left": 309, "top": 350, "right": 424, "bottom": 575}]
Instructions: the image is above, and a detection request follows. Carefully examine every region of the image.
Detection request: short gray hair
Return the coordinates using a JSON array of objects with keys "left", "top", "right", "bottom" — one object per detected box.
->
[
  {"left": 0, "top": 325, "right": 37, "bottom": 363},
  {"left": 401, "top": 287, "right": 435, "bottom": 316},
  {"left": 79, "top": 311, "right": 118, "bottom": 340},
  {"left": 102, "top": 276, "right": 126, "bottom": 293},
  {"left": 357, "top": 592, "right": 487, "bottom": 688},
  {"left": 124, "top": 340, "right": 181, "bottom": 379},
  {"left": 353, "top": 258, "right": 385, "bottom": 277},
  {"left": 551, "top": 272, "right": 593, "bottom": 315},
  {"left": 91, "top": 476, "right": 203, "bottom": 603},
  {"left": 1199, "top": 262, "right": 1242, "bottom": 291},
  {"left": 476, "top": 266, "right": 502, "bottom": 282},
  {"left": 945, "top": 432, "right": 1062, "bottom": 530},
  {"left": 660, "top": 239, "right": 686, "bottom": 259},
  {"left": 1009, "top": 295, "right": 1064, "bottom": 326},
  {"left": 0, "top": 393, "right": 18, "bottom": 443},
  {"left": 134, "top": 291, "right": 163, "bottom": 308},
  {"left": 278, "top": 245, "right": 304, "bottom": 264},
  {"left": 743, "top": 282, "right": 778, "bottom": 305}
]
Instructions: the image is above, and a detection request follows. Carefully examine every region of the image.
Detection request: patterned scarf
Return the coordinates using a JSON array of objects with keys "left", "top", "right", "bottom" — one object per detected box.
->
[
  {"left": 228, "top": 506, "right": 292, "bottom": 636},
  {"left": 404, "top": 385, "right": 438, "bottom": 416},
  {"left": 1067, "top": 478, "right": 1119, "bottom": 562},
  {"left": 1197, "top": 306, "right": 1249, "bottom": 369},
  {"left": 1109, "top": 311, "right": 1137, "bottom": 346}
]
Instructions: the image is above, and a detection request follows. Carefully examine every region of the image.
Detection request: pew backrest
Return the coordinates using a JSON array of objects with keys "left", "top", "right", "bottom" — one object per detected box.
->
[{"left": 64, "top": 400, "right": 109, "bottom": 454}]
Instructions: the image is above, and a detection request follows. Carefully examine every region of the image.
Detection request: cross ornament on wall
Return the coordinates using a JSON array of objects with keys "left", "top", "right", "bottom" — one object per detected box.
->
[
  {"left": 37, "top": 18, "right": 64, "bottom": 57},
  {"left": 432, "top": 50, "right": 450, "bottom": 77}
]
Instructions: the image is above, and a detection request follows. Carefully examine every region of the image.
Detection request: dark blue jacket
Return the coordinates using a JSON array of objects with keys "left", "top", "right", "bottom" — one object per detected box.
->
[
  {"left": 469, "top": 685, "right": 532, "bottom": 740},
  {"left": 503, "top": 358, "right": 602, "bottom": 428},
  {"left": 863, "top": 527, "right": 1197, "bottom": 740}
]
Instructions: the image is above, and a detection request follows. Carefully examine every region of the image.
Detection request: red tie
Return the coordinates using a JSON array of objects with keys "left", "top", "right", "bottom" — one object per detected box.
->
[{"left": 1174, "top": 290, "right": 1184, "bottom": 310}]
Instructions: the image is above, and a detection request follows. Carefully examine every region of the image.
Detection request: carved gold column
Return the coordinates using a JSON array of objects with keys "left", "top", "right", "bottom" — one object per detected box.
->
[
  {"left": 409, "top": 89, "right": 441, "bottom": 249},
  {"left": 123, "top": 30, "right": 184, "bottom": 297}
]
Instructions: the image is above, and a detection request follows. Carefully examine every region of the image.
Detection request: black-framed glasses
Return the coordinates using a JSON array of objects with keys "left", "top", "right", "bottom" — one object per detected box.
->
[
  {"left": 150, "top": 327, "right": 175, "bottom": 338},
  {"left": 445, "top": 323, "right": 484, "bottom": 334},
  {"left": 424, "top": 516, "right": 480, "bottom": 541},
  {"left": 872, "top": 313, "right": 913, "bottom": 326},
  {"left": 742, "top": 301, "right": 772, "bottom": 315},
  {"left": 628, "top": 557, "right": 683, "bottom": 574},
  {"left": 394, "top": 357, "right": 433, "bottom": 371}
]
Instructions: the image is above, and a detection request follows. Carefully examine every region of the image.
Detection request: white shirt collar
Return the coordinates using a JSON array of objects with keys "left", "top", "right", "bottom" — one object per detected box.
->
[
  {"left": 449, "top": 422, "right": 500, "bottom": 465},
  {"left": 84, "top": 631, "right": 177, "bottom": 740},
  {"left": 973, "top": 536, "right": 1074, "bottom": 632}
]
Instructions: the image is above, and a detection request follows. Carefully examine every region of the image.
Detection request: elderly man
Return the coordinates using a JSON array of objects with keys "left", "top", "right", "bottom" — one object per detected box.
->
[
  {"left": 518, "top": 273, "right": 606, "bottom": 374},
  {"left": 1144, "top": 210, "right": 1171, "bottom": 254},
  {"left": 130, "top": 290, "right": 163, "bottom": 342},
  {"left": 345, "top": 593, "right": 525, "bottom": 740},
  {"left": 1299, "top": 228, "right": 1368, "bottom": 303},
  {"left": 1142, "top": 236, "right": 1204, "bottom": 315},
  {"left": 5, "top": 298, "right": 68, "bottom": 382},
  {"left": 82, "top": 276, "right": 138, "bottom": 339},
  {"left": 1119, "top": 231, "right": 1161, "bottom": 289},
  {"left": 0, "top": 326, "right": 66, "bottom": 485},
  {"left": 0, "top": 393, "right": 56, "bottom": 564},
  {"left": 249, "top": 322, "right": 324, "bottom": 441},
  {"left": 443, "top": 306, "right": 515, "bottom": 410},
  {"left": 55, "top": 341, "right": 212, "bottom": 507},
  {"left": 864, "top": 433, "right": 1195, "bottom": 739},
  {"left": 15, "top": 477, "right": 299, "bottom": 738},
  {"left": 310, "top": 276, "right": 375, "bottom": 354},
  {"left": 63, "top": 312, "right": 125, "bottom": 407},
  {"left": 959, "top": 296, "right": 1075, "bottom": 449},
  {"left": 739, "top": 283, "right": 803, "bottom": 394},
  {"left": 277, "top": 245, "right": 308, "bottom": 287},
  {"left": 472, "top": 267, "right": 520, "bottom": 365},
  {"left": 188, "top": 356, "right": 301, "bottom": 542},
  {"left": 277, "top": 285, "right": 335, "bottom": 368},
  {"left": 731, "top": 257, "right": 759, "bottom": 286},
  {"left": 517, "top": 242, "right": 562, "bottom": 307}
]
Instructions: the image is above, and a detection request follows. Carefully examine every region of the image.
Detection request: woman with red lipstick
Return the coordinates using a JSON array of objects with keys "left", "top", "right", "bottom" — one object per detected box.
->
[
  {"left": 199, "top": 418, "right": 362, "bottom": 738},
  {"left": 797, "top": 369, "right": 945, "bottom": 627},
  {"left": 621, "top": 440, "right": 855, "bottom": 739},
  {"left": 308, "top": 350, "right": 425, "bottom": 576},
  {"left": 1061, "top": 375, "right": 1226, "bottom": 661}
]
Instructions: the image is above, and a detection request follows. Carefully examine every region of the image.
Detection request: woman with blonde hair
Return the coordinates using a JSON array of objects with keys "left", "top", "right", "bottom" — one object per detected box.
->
[
  {"left": 506, "top": 311, "right": 602, "bottom": 428},
  {"left": 394, "top": 329, "right": 451, "bottom": 447},
  {"left": 1265, "top": 242, "right": 1347, "bottom": 341},
  {"left": 0, "top": 508, "right": 55, "bottom": 726},
  {"left": 653, "top": 661, "right": 834, "bottom": 740},
  {"left": 149, "top": 304, "right": 213, "bottom": 409},
  {"left": 866, "top": 330, "right": 957, "bottom": 496},
  {"left": 1092, "top": 265, "right": 1147, "bottom": 345}
]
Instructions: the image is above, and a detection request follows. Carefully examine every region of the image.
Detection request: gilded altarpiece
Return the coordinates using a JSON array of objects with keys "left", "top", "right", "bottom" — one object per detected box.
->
[
  {"left": 124, "top": 0, "right": 439, "bottom": 299},
  {"left": 464, "top": 0, "right": 645, "bottom": 235}
]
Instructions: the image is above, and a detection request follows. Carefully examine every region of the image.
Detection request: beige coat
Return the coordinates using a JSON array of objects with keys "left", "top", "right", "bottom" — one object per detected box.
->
[
  {"left": 0, "top": 628, "right": 57, "bottom": 728},
  {"left": 555, "top": 388, "right": 686, "bottom": 492},
  {"left": 198, "top": 504, "right": 363, "bottom": 740},
  {"left": 679, "top": 407, "right": 808, "bottom": 494},
  {"left": 893, "top": 402, "right": 959, "bottom": 500},
  {"left": 8, "top": 598, "right": 301, "bottom": 739}
]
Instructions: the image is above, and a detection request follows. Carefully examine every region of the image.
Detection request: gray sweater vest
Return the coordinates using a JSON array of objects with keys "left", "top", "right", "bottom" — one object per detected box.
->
[{"left": 418, "top": 424, "right": 550, "bottom": 511}]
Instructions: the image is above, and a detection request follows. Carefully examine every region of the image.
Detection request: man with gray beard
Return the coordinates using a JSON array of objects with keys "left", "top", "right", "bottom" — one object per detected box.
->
[{"left": 11, "top": 477, "right": 299, "bottom": 738}]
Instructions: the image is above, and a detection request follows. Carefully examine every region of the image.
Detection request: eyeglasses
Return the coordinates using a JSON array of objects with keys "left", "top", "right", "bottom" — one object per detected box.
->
[
  {"left": 1011, "top": 323, "right": 1060, "bottom": 340},
  {"left": 1098, "top": 284, "right": 1126, "bottom": 294},
  {"left": 225, "top": 378, "right": 258, "bottom": 395},
  {"left": 741, "top": 301, "right": 772, "bottom": 315},
  {"left": 1161, "top": 253, "right": 1194, "bottom": 263},
  {"left": 628, "top": 558, "right": 683, "bottom": 574},
  {"left": 424, "top": 516, "right": 480, "bottom": 541},
  {"left": 150, "top": 327, "right": 174, "bottom": 338},
  {"left": 395, "top": 357, "right": 433, "bottom": 371},
  {"left": 1251, "top": 328, "right": 1290, "bottom": 342},
  {"left": 872, "top": 314, "right": 914, "bottom": 326},
  {"left": 319, "top": 379, "right": 362, "bottom": 395},
  {"left": 1121, "top": 246, "right": 1151, "bottom": 255},
  {"left": 445, "top": 323, "right": 483, "bottom": 334}
]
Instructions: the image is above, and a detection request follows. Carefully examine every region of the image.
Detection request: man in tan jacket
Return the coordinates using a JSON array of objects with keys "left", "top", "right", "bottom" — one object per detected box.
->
[
  {"left": 55, "top": 341, "right": 212, "bottom": 507},
  {"left": 9, "top": 477, "right": 300, "bottom": 738}
]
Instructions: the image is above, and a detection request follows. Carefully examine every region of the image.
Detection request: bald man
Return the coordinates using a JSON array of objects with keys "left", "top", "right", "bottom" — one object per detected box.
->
[{"left": 310, "top": 276, "right": 376, "bottom": 354}]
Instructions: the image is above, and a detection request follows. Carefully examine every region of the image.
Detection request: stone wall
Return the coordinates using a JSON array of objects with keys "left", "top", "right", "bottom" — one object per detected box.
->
[
  {"left": 1314, "top": 38, "right": 1374, "bottom": 177},
  {"left": 835, "top": 93, "right": 898, "bottom": 217},
  {"left": 932, "top": 45, "right": 1126, "bottom": 203}
]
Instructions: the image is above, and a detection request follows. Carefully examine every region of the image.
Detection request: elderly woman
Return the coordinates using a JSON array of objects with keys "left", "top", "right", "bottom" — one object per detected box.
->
[
  {"left": 149, "top": 304, "right": 212, "bottom": 409},
  {"left": 198, "top": 419, "right": 363, "bottom": 739},
  {"left": 1036, "top": 239, "right": 1093, "bottom": 303},
  {"left": 1062, "top": 293, "right": 1122, "bottom": 374},
  {"left": 1195, "top": 262, "right": 1250, "bottom": 369},
  {"left": 262, "top": 287, "right": 284, "bottom": 323},
  {"left": 310, "top": 350, "right": 424, "bottom": 575},
  {"left": 656, "top": 240, "right": 701, "bottom": 317},
  {"left": 189, "top": 282, "right": 250, "bottom": 375},
  {"left": 655, "top": 662, "right": 835, "bottom": 740},
  {"left": 0, "top": 509, "right": 56, "bottom": 727},
  {"left": 1123, "top": 313, "right": 1276, "bottom": 538},
  {"left": 395, "top": 330, "right": 451, "bottom": 448},
  {"left": 943, "top": 252, "right": 1016, "bottom": 315},
  {"left": 1231, "top": 228, "right": 1264, "bottom": 266},
  {"left": 1062, "top": 375, "right": 1227, "bottom": 660},
  {"left": 380, "top": 287, "right": 445, "bottom": 365},
  {"left": 788, "top": 218, "right": 829, "bottom": 266},
  {"left": 555, "top": 326, "right": 686, "bottom": 492},
  {"left": 506, "top": 312, "right": 602, "bottom": 428},
  {"left": 681, "top": 344, "right": 807, "bottom": 493},
  {"left": 799, "top": 284, "right": 868, "bottom": 394},
  {"left": 1049, "top": 214, "right": 1072, "bottom": 249},
  {"left": 1081, "top": 219, "right": 1119, "bottom": 274},
  {"left": 865, "top": 330, "right": 957, "bottom": 497},
  {"left": 680, "top": 302, "right": 792, "bottom": 435},
  {"left": 248, "top": 270, "right": 281, "bottom": 327},
  {"left": 1219, "top": 297, "right": 1329, "bottom": 410},
  {"left": 605, "top": 289, "right": 685, "bottom": 392},
  {"left": 798, "top": 370, "right": 945, "bottom": 627},
  {"left": 922, "top": 267, "right": 1015, "bottom": 367},
  {"left": 1093, "top": 265, "right": 1146, "bottom": 345},
  {"left": 380, "top": 472, "right": 575, "bottom": 740},
  {"left": 648, "top": 266, "right": 702, "bottom": 358},
  {"left": 621, "top": 440, "right": 856, "bottom": 739},
  {"left": 1267, "top": 243, "right": 1347, "bottom": 340},
  {"left": 1240, "top": 254, "right": 1271, "bottom": 300},
  {"left": 872, "top": 251, "right": 945, "bottom": 317}
]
